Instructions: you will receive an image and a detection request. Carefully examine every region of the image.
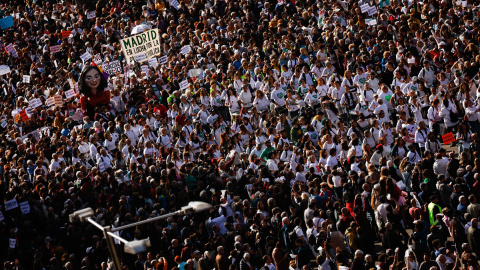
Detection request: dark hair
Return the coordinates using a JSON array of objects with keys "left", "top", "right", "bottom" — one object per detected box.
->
[{"left": 78, "top": 65, "right": 108, "bottom": 95}]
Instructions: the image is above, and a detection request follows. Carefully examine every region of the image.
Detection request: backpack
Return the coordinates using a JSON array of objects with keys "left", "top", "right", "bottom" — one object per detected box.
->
[
  {"left": 449, "top": 108, "right": 459, "bottom": 123},
  {"left": 288, "top": 228, "right": 298, "bottom": 245}
]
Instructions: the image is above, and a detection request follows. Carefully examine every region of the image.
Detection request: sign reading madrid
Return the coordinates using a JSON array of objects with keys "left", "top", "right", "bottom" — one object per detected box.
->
[{"left": 120, "top": 29, "right": 161, "bottom": 65}]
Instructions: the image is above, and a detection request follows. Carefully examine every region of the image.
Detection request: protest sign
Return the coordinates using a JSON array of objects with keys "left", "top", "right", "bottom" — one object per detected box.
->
[
  {"left": 5, "top": 198, "right": 18, "bottom": 211},
  {"left": 158, "top": 55, "right": 168, "bottom": 65},
  {"left": 9, "top": 239, "right": 15, "bottom": 249},
  {"left": 65, "top": 89, "right": 75, "bottom": 99},
  {"left": 442, "top": 132, "right": 455, "bottom": 144},
  {"left": 80, "top": 52, "right": 92, "bottom": 62},
  {"left": 0, "top": 65, "right": 12, "bottom": 75},
  {"left": 180, "top": 45, "right": 192, "bottom": 55},
  {"left": 25, "top": 107, "right": 33, "bottom": 115},
  {"left": 318, "top": 9, "right": 326, "bottom": 26},
  {"left": 0, "top": 16, "right": 13, "bottom": 29},
  {"left": 19, "top": 110, "right": 28, "bottom": 121},
  {"left": 148, "top": 57, "right": 158, "bottom": 68},
  {"left": 93, "top": 53, "right": 103, "bottom": 64},
  {"left": 19, "top": 201, "right": 30, "bottom": 215},
  {"left": 54, "top": 95, "right": 63, "bottom": 106},
  {"left": 102, "top": 61, "right": 122, "bottom": 75},
  {"left": 46, "top": 97, "right": 55, "bottom": 107},
  {"left": 62, "top": 31, "right": 72, "bottom": 38},
  {"left": 134, "top": 53, "right": 147, "bottom": 63},
  {"left": 365, "top": 19, "right": 377, "bottom": 26},
  {"left": 23, "top": 75, "right": 30, "bottom": 83},
  {"left": 87, "top": 11, "right": 96, "bottom": 19},
  {"left": 141, "top": 65, "right": 149, "bottom": 75},
  {"left": 120, "top": 28, "right": 161, "bottom": 65},
  {"left": 179, "top": 79, "right": 189, "bottom": 90},
  {"left": 367, "top": 6, "right": 377, "bottom": 16},
  {"left": 360, "top": 4, "right": 369, "bottom": 13},
  {"left": 29, "top": 98, "right": 42, "bottom": 109},
  {"left": 5, "top": 43, "right": 14, "bottom": 53},
  {"left": 50, "top": 45, "right": 61, "bottom": 53}
]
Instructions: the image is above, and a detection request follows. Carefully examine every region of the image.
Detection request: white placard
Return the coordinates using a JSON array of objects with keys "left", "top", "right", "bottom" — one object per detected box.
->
[
  {"left": 365, "top": 19, "right": 377, "bottom": 26},
  {"left": 67, "top": 79, "right": 74, "bottom": 88},
  {"left": 87, "top": 11, "right": 96, "bottom": 19},
  {"left": 29, "top": 98, "right": 42, "bottom": 109},
  {"left": 120, "top": 29, "right": 161, "bottom": 65},
  {"left": 206, "top": 63, "right": 216, "bottom": 71},
  {"left": 19, "top": 201, "right": 30, "bottom": 214},
  {"left": 367, "top": 6, "right": 377, "bottom": 16},
  {"left": 134, "top": 53, "right": 147, "bottom": 63},
  {"left": 80, "top": 52, "right": 92, "bottom": 62},
  {"left": 54, "top": 95, "right": 63, "bottom": 106},
  {"left": 360, "top": 4, "right": 369, "bottom": 13},
  {"left": 180, "top": 45, "right": 192, "bottom": 55},
  {"left": 148, "top": 58, "right": 158, "bottom": 68},
  {"left": 50, "top": 45, "right": 61, "bottom": 53},
  {"left": 25, "top": 107, "right": 33, "bottom": 115},
  {"left": 93, "top": 53, "right": 103, "bottom": 64},
  {"left": 0, "top": 65, "right": 11, "bottom": 75},
  {"left": 188, "top": 69, "right": 203, "bottom": 78},
  {"left": 158, "top": 55, "right": 168, "bottom": 65},
  {"left": 170, "top": 0, "right": 181, "bottom": 9},
  {"left": 408, "top": 58, "right": 415, "bottom": 64},
  {"left": 4, "top": 198, "right": 18, "bottom": 211},
  {"left": 1, "top": 120, "right": 7, "bottom": 128},
  {"left": 9, "top": 238, "right": 15, "bottom": 249},
  {"left": 179, "top": 79, "right": 189, "bottom": 90},
  {"left": 141, "top": 65, "right": 149, "bottom": 75},
  {"left": 46, "top": 97, "right": 55, "bottom": 107},
  {"left": 102, "top": 60, "right": 122, "bottom": 75},
  {"left": 65, "top": 89, "right": 76, "bottom": 99},
  {"left": 23, "top": 75, "right": 30, "bottom": 83}
]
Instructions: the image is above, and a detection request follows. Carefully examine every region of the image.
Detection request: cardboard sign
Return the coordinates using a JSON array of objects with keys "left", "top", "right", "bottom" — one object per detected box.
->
[
  {"left": 148, "top": 57, "right": 158, "bottom": 68},
  {"left": 367, "top": 6, "right": 377, "bottom": 16},
  {"left": 54, "top": 95, "right": 63, "bottom": 106},
  {"left": 22, "top": 75, "right": 30, "bottom": 84},
  {"left": 62, "top": 30, "right": 72, "bottom": 38},
  {"left": 80, "top": 52, "right": 92, "bottom": 62},
  {"left": 0, "top": 16, "right": 14, "bottom": 29},
  {"left": 102, "top": 60, "right": 122, "bottom": 75},
  {"left": 5, "top": 198, "right": 18, "bottom": 211},
  {"left": 0, "top": 65, "right": 11, "bottom": 75},
  {"left": 46, "top": 97, "right": 55, "bottom": 107},
  {"left": 65, "top": 89, "right": 75, "bottom": 99},
  {"left": 158, "top": 55, "right": 168, "bottom": 65},
  {"left": 442, "top": 132, "right": 455, "bottom": 144},
  {"left": 179, "top": 79, "right": 189, "bottom": 90},
  {"left": 134, "top": 53, "right": 147, "bottom": 63},
  {"left": 50, "top": 45, "right": 61, "bottom": 53},
  {"left": 180, "top": 45, "right": 192, "bottom": 55},
  {"left": 87, "top": 11, "right": 96, "bottom": 19},
  {"left": 93, "top": 53, "right": 103, "bottom": 64},
  {"left": 120, "top": 29, "right": 161, "bottom": 65},
  {"left": 19, "top": 110, "right": 29, "bottom": 121},
  {"left": 9, "top": 238, "right": 15, "bottom": 249},
  {"left": 19, "top": 201, "right": 30, "bottom": 214},
  {"left": 29, "top": 98, "right": 42, "bottom": 109}
]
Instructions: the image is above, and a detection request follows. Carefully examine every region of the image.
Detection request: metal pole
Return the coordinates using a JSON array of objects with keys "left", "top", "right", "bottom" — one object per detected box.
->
[
  {"left": 104, "top": 226, "right": 122, "bottom": 270},
  {"left": 110, "top": 211, "right": 181, "bottom": 232}
]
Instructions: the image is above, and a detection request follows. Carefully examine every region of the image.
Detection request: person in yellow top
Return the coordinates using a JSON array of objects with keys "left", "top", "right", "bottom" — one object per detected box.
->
[
  {"left": 427, "top": 195, "right": 442, "bottom": 226},
  {"left": 155, "top": 0, "right": 166, "bottom": 11}
]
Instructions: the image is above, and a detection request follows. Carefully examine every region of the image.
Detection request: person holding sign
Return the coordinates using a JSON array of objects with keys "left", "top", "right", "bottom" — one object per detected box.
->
[{"left": 79, "top": 65, "right": 110, "bottom": 120}]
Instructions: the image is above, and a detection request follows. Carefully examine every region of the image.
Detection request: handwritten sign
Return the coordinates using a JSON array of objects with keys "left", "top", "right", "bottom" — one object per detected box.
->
[
  {"left": 19, "top": 201, "right": 30, "bottom": 214},
  {"left": 158, "top": 55, "right": 168, "bottom": 65},
  {"left": 87, "top": 11, "right": 96, "bottom": 19},
  {"left": 179, "top": 79, "right": 189, "bottom": 90},
  {"left": 80, "top": 52, "right": 92, "bottom": 62},
  {"left": 180, "top": 45, "right": 192, "bottom": 55},
  {"left": 67, "top": 79, "right": 74, "bottom": 89},
  {"left": 442, "top": 132, "right": 455, "bottom": 145},
  {"left": 5, "top": 198, "right": 18, "bottom": 211},
  {"left": 54, "top": 95, "right": 63, "bottom": 106},
  {"left": 50, "top": 45, "right": 61, "bottom": 53},
  {"left": 134, "top": 53, "right": 147, "bottom": 63}
]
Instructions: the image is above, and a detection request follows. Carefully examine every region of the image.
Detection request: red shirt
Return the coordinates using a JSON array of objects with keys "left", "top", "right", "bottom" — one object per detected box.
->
[
  {"left": 80, "top": 90, "right": 111, "bottom": 111},
  {"left": 175, "top": 114, "right": 186, "bottom": 126}
]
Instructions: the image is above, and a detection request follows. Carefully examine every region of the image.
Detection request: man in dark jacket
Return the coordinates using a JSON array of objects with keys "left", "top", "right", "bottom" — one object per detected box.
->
[{"left": 450, "top": 210, "right": 467, "bottom": 254}]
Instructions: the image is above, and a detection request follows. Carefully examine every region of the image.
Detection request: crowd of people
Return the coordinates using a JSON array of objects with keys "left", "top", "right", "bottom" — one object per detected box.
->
[{"left": 3, "top": 0, "right": 480, "bottom": 269}]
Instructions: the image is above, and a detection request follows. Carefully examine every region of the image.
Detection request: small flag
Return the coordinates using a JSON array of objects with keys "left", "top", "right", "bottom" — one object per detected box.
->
[{"left": 92, "top": 61, "right": 108, "bottom": 81}]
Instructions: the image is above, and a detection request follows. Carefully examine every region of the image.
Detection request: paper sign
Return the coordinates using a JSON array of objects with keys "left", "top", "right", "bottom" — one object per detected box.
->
[
  {"left": 5, "top": 198, "right": 18, "bottom": 211},
  {"left": 442, "top": 132, "right": 455, "bottom": 144},
  {"left": 80, "top": 52, "right": 92, "bottom": 62},
  {"left": 67, "top": 79, "right": 74, "bottom": 88},
  {"left": 367, "top": 6, "right": 377, "bottom": 16},
  {"left": 22, "top": 75, "right": 30, "bottom": 84},
  {"left": 141, "top": 65, "right": 149, "bottom": 75},
  {"left": 62, "top": 30, "right": 72, "bottom": 38},
  {"left": 158, "top": 55, "right": 168, "bottom": 65},
  {"left": 25, "top": 107, "right": 33, "bottom": 115},
  {"left": 148, "top": 57, "right": 158, "bottom": 68},
  {"left": 0, "top": 16, "right": 14, "bottom": 29},
  {"left": 408, "top": 58, "right": 415, "bottom": 64},
  {"left": 1, "top": 120, "right": 6, "bottom": 128},
  {"left": 102, "top": 60, "right": 122, "bottom": 75},
  {"left": 365, "top": 19, "right": 377, "bottom": 26},
  {"left": 65, "top": 89, "right": 75, "bottom": 99},
  {"left": 19, "top": 201, "right": 30, "bottom": 214},
  {"left": 0, "top": 65, "right": 10, "bottom": 75},
  {"left": 462, "top": 1, "right": 467, "bottom": 7},
  {"left": 180, "top": 45, "right": 192, "bottom": 55},
  {"left": 93, "top": 53, "right": 103, "bottom": 64},
  {"left": 54, "top": 95, "right": 63, "bottom": 106},
  {"left": 188, "top": 69, "right": 203, "bottom": 78},
  {"left": 19, "top": 110, "right": 28, "bottom": 121},
  {"left": 46, "top": 97, "right": 55, "bottom": 107},
  {"left": 120, "top": 29, "right": 161, "bottom": 65},
  {"left": 9, "top": 238, "right": 15, "bottom": 248},
  {"left": 29, "top": 98, "right": 42, "bottom": 109},
  {"left": 179, "top": 79, "right": 189, "bottom": 90},
  {"left": 134, "top": 53, "right": 147, "bottom": 63},
  {"left": 14, "top": 114, "right": 20, "bottom": 123},
  {"left": 5, "top": 43, "right": 14, "bottom": 53},
  {"left": 170, "top": 0, "right": 181, "bottom": 9},
  {"left": 74, "top": 82, "right": 79, "bottom": 93},
  {"left": 50, "top": 45, "right": 61, "bottom": 53},
  {"left": 87, "top": 11, "right": 96, "bottom": 19},
  {"left": 360, "top": 4, "right": 369, "bottom": 13}
]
